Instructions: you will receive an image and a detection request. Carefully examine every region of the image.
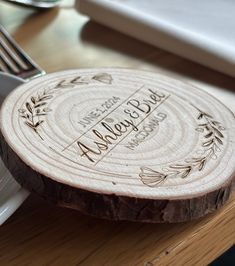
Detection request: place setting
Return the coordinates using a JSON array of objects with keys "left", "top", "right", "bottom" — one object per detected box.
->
[
  {"left": 0, "top": 14, "right": 235, "bottom": 227},
  {"left": 0, "top": 24, "right": 45, "bottom": 224},
  {"left": 1, "top": 1, "right": 235, "bottom": 265}
]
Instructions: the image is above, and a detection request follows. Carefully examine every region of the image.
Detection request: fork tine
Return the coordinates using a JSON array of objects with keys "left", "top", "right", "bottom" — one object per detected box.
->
[
  {"left": 0, "top": 33, "right": 28, "bottom": 71},
  {"left": 0, "top": 57, "right": 10, "bottom": 73},
  {"left": 0, "top": 44, "right": 21, "bottom": 74},
  {"left": 0, "top": 25, "right": 45, "bottom": 80},
  {"left": 0, "top": 28, "right": 31, "bottom": 70}
]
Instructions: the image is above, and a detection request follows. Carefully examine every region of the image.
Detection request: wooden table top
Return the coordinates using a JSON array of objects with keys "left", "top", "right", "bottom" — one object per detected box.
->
[{"left": 0, "top": 1, "right": 235, "bottom": 265}]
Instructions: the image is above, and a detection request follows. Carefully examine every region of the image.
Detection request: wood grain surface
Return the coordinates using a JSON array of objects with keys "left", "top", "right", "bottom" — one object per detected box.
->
[
  {"left": 0, "top": 0, "right": 235, "bottom": 265},
  {"left": 1, "top": 68, "right": 235, "bottom": 223}
]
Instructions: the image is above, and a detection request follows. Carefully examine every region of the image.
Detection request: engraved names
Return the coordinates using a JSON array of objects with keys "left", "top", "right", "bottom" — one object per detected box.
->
[{"left": 64, "top": 86, "right": 170, "bottom": 164}]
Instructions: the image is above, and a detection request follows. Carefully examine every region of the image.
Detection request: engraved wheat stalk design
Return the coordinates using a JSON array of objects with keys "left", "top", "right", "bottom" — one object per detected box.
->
[
  {"left": 18, "top": 88, "right": 57, "bottom": 140},
  {"left": 18, "top": 73, "right": 113, "bottom": 140},
  {"left": 140, "top": 108, "right": 225, "bottom": 187}
]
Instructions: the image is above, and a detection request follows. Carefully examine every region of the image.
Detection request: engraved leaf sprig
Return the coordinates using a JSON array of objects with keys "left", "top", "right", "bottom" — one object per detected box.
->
[
  {"left": 18, "top": 91, "right": 53, "bottom": 140},
  {"left": 196, "top": 109, "right": 225, "bottom": 160},
  {"left": 18, "top": 73, "right": 114, "bottom": 140},
  {"left": 140, "top": 109, "right": 225, "bottom": 187}
]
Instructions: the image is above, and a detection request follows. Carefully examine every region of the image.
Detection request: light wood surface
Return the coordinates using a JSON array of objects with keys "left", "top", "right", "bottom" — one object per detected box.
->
[
  {"left": 0, "top": 0, "right": 235, "bottom": 264},
  {"left": 1, "top": 68, "right": 235, "bottom": 223}
]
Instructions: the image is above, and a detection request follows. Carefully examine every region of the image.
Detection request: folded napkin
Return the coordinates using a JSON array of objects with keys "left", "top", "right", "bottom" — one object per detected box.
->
[{"left": 78, "top": 0, "right": 235, "bottom": 77}]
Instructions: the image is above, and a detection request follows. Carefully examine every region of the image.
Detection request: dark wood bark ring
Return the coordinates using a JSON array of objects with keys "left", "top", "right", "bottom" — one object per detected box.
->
[{"left": 1, "top": 68, "right": 235, "bottom": 222}]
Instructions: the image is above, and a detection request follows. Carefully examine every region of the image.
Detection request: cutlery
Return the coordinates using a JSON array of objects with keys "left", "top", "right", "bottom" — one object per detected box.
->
[
  {"left": 0, "top": 25, "right": 45, "bottom": 80},
  {"left": 0, "top": 25, "right": 45, "bottom": 224},
  {"left": 2, "top": 0, "right": 60, "bottom": 9}
]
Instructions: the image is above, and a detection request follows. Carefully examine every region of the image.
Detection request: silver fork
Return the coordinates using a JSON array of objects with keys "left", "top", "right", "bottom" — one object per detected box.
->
[
  {"left": 0, "top": 26, "right": 45, "bottom": 225},
  {"left": 0, "top": 25, "right": 45, "bottom": 80}
]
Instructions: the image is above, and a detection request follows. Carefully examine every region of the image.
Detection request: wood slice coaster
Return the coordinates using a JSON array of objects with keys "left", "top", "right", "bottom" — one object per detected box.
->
[{"left": 1, "top": 68, "right": 235, "bottom": 223}]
